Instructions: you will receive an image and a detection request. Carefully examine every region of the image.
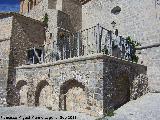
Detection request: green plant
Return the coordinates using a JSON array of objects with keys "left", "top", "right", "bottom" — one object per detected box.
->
[
  {"left": 43, "top": 13, "right": 48, "bottom": 27},
  {"left": 126, "top": 36, "right": 141, "bottom": 63},
  {"left": 106, "top": 109, "right": 115, "bottom": 117}
]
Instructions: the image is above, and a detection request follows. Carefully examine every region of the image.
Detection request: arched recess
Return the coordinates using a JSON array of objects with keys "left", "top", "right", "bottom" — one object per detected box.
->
[
  {"left": 16, "top": 80, "right": 28, "bottom": 105},
  {"left": 35, "top": 80, "right": 52, "bottom": 107},
  {"left": 60, "top": 80, "right": 87, "bottom": 112},
  {"left": 112, "top": 74, "right": 130, "bottom": 110}
]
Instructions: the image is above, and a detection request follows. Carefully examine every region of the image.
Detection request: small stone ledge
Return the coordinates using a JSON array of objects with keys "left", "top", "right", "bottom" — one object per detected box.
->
[
  {"left": 16, "top": 53, "right": 146, "bottom": 69},
  {"left": 0, "top": 12, "right": 45, "bottom": 26}
]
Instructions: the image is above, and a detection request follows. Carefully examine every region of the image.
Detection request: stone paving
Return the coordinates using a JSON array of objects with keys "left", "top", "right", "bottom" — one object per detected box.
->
[
  {"left": 0, "top": 106, "right": 96, "bottom": 120},
  {"left": 106, "top": 93, "right": 160, "bottom": 120}
]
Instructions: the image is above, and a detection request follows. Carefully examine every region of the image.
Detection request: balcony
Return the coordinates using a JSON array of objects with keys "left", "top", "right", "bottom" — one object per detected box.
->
[
  {"left": 26, "top": 24, "right": 137, "bottom": 65},
  {"left": 44, "top": 24, "right": 136, "bottom": 63}
]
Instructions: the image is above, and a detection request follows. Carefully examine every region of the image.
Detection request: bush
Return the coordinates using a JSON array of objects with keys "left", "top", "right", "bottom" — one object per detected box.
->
[
  {"left": 43, "top": 13, "right": 48, "bottom": 27},
  {"left": 126, "top": 36, "right": 141, "bottom": 63}
]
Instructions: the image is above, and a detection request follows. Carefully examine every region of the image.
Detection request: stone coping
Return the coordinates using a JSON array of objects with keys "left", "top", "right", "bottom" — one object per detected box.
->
[
  {"left": 0, "top": 12, "right": 45, "bottom": 26},
  {"left": 136, "top": 43, "right": 160, "bottom": 50},
  {"left": 16, "top": 53, "right": 146, "bottom": 69}
]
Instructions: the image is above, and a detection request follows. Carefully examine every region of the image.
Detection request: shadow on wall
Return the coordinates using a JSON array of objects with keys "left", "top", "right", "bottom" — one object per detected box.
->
[
  {"left": 16, "top": 80, "right": 27, "bottom": 106},
  {"left": 35, "top": 80, "right": 49, "bottom": 106}
]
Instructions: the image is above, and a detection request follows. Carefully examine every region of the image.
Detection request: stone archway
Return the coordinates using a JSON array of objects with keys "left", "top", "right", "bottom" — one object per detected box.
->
[
  {"left": 60, "top": 80, "right": 87, "bottom": 113},
  {"left": 35, "top": 80, "right": 52, "bottom": 107},
  {"left": 112, "top": 74, "right": 130, "bottom": 109},
  {"left": 16, "top": 80, "right": 28, "bottom": 105}
]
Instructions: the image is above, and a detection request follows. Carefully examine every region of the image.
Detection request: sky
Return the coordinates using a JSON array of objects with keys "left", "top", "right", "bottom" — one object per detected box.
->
[{"left": 0, "top": 0, "right": 19, "bottom": 12}]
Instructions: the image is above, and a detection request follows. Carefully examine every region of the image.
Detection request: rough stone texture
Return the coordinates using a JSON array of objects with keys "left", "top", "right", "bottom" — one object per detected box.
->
[
  {"left": 0, "top": 17, "right": 12, "bottom": 40},
  {"left": 0, "top": 16, "right": 13, "bottom": 106},
  {"left": 82, "top": 0, "right": 160, "bottom": 46},
  {"left": 0, "top": 40, "right": 10, "bottom": 106},
  {"left": 19, "top": 0, "right": 160, "bottom": 93},
  {"left": 16, "top": 54, "right": 148, "bottom": 117},
  {"left": 0, "top": 13, "right": 46, "bottom": 106},
  {"left": 107, "top": 93, "right": 160, "bottom": 120},
  {"left": 22, "top": 0, "right": 82, "bottom": 31},
  {"left": 0, "top": 106, "right": 96, "bottom": 120},
  {"left": 82, "top": 0, "right": 160, "bottom": 92},
  {"left": 137, "top": 46, "right": 160, "bottom": 92}
]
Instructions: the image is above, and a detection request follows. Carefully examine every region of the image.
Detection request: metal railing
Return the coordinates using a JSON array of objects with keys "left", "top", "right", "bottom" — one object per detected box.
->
[{"left": 46, "top": 24, "right": 135, "bottom": 62}]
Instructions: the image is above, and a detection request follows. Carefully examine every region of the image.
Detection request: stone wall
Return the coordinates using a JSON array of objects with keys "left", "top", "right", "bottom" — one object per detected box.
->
[
  {"left": 137, "top": 46, "right": 160, "bottom": 92},
  {"left": 11, "top": 14, "right": 45, "bottom": 67},
  {"left": 24, "top": 0, "right": 48, "bottom": 21},
  {"left": 103, "top": 56, "right": 148, "bottom": 113},
  {"left": 82, "top": 0, "right": 160, "bottom": 92},
  {"left": 0, "top": 16, "right": 13, "bottom": 106},
  {"left": 48, "top": 0, "right": 57, "bottom": 9},
  {"left": 0, "top": 16, "right": 12, "bottom": 40},
  {"left": 23, "top": 0, "right": 82, "bottom": 31},
  {"left": 0, "top": 40, "right": 10, "bottom": 106},
  {"left": 0, "top": 13, "right": 46, "bottom": 106},
  {"left": 62, "top": 0, "right": 82, "bottom": 31},
  {"left": 82, "top": 0, "right": 160, "bottom": 46},
  {"left": 16, "top": 54, "right": 148, "bottom": 117}
]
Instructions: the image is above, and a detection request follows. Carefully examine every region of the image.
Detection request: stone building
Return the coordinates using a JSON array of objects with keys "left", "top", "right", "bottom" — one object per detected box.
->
[
  {"left": 0, "top": 13, "right": 46, "bottom": 105},
  {"left": 19, "top": 0, "right": 160, "bottom": 92},
  {"left": 1, "top": 0, "right": 158, "bottom": 117}
]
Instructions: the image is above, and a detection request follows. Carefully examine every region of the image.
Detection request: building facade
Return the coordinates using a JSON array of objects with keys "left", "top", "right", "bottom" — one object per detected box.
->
[{"left": 1, "top": 0, "right": 159, "bottom": 117}]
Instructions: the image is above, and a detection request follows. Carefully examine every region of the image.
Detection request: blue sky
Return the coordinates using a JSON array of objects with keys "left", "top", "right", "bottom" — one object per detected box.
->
[{"left": 0, "top": 0, "right": 19, "bottom": 12}]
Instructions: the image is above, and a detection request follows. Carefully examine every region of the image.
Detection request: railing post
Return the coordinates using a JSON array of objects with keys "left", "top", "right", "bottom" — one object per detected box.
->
[
  {"left": 33, "top": 47, "right": 35, "bottom": 64},
  {"left": 108, "top": 31, "right": 112, "bottom": 56},
  {"left": 97, "top": 23, "right": 100, "bottom": 53},
  {"left": 77, "top": 32, "right": 80, "bottom": 57}
]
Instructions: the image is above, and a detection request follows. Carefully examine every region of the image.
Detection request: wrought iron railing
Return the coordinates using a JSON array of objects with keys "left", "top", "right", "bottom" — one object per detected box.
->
[{"left": 46, "top": 24, "right": 135, "bottom": 62}]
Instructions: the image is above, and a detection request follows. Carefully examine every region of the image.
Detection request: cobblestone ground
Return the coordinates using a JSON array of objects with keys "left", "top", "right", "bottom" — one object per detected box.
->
[
  {"left": 0, "top": 93, "right": 160, "bottom": 120},
  {"left": 0, "top": 106, "right": 96, "bottom": 120},
  {"left": 105, "top": 93, "right": 160, "bottom": 120}
]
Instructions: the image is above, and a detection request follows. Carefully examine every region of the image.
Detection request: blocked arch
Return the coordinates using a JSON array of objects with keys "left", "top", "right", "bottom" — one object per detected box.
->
[
  {"left": 59, "top": 79, "right": 86, "bottom": 111},
  {"left": 16, "top": 80, "right": 27, "bottom": 91},
  {"left": 35, "top": 80, "right": 49, "bottom": 106},
  {"left": 16, "top": 80, "right": 28, "bottom": 105},
  {"left": 112, "top": 72, "right": 130, "bottom": 110}
]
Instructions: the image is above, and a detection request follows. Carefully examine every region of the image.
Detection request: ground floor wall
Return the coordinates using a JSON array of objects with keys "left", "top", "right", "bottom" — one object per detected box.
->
[
  {"left": 0, "top": 40, "right": 10, "bottom": 106},
  {"left": 137, "top": 46, "right": 160, "bottom": 92},
  {"left": 16, "top": 54, "right": 148, "bottom": 116}
]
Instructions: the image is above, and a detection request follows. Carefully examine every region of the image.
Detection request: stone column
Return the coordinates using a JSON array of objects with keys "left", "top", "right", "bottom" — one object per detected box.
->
[{"left": 27, "top": 80, "right": 35, "bottom": 106}]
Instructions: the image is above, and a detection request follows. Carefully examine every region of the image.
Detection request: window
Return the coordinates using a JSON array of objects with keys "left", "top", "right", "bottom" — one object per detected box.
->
[
  {"left": 27, "top": 48, "right": 43, "bottom": 64},
  {"left": 111, "top": 6, "right": 121, "bottom": 15}
]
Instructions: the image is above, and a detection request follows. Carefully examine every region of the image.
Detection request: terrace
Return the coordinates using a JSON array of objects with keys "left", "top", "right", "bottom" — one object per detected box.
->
[{"left": 26, "top": 24, "right": 138, "bottom": 64}]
